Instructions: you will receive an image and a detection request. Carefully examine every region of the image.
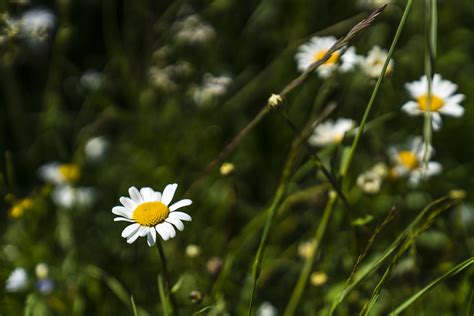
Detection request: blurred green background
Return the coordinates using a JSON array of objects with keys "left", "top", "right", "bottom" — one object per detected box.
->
[{"left": 1, "top": 0, "right": 474, "bottom": 315}]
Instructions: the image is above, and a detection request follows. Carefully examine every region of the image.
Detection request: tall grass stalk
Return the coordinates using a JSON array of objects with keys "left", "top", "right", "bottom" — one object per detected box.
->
[
  {"left": 156, "top": 240, "right": 177, "bottom": 315},
  {"left": 328, "top": 195, "right": 454, "bottom": 315},
  {"left": 359, "top": 197, "right": 460, "bottom": 315},
  {"left": 283, "top": 191, "right": 337, "bottom": 316},
  {"left": 422, "top": 0, "right": 437, "bottom": 175},
  {"left": 340, "top": 0, "right": 414, "bottom": 179},
  {"left": 390, "top": 257, "right": 474, "bottom": 315}
]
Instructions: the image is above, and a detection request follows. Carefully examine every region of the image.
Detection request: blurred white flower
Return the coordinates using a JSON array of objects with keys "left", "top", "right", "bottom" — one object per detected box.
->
[
  {"left": 5, "top": 268, "right": 28, "bottom": 292},
  {"left": 175, "top": 15, "right": 215, "bottom": 45},
  {"left": 402, "top": 74, "right": 465, "bottom": 130},
  {"left": 85, "top": 136, "right": 108, "bottom": 161},
  {"left": 35, "top": 263, "right": 49, "bottom": 279},
  {"left": 52, "top": 185, "right": 95, "bottom": 209},
  {"left": 149, "top": 66, "right": 177, "bottom": 91},
  {"left": 19, "top": 8, "right": 56, "bottom": 45},
  {"left": 112, "top": 184, "right": 192, "bottom": 246},
  {"left": 193, "top": 73, "right": 232, "bottom": 106},
  {"left": 295, "top": 36, "right": 359, "bottom": 78},
  {"left": 185, "top": 244, "right": 201, "bottom": 258},
  {"left": 308, "top": 118, "right": 355, "bottom": 146},
  {"left": 360, "top": 46, "right": 394, "bottom": 78},
  {"left": 80, "top": 69, "right": 103, "bottom": 91},
  {"left": 38, "top": 162, "right": 80, "bottom": 185},
  {"left": 298, "top": 240, "right": 316, "bottom": 259},
  {"left": 257, "top": 302, "right": 277, "bottom": 316},
  {"left": 389, "top": 137, "right": 442, "bottom": 185},
  {"left": 357, "top": 162, "right": 388, "bottom": 194}
]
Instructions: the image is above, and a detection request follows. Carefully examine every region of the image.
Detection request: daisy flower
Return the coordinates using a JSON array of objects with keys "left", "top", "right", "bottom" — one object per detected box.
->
[
  {"left": 308, "top": 118, "right": 355, "bottom": 146},
  {"left": 389, "top": 137, "right": 442, "bottom": 185},
  {"left": 5, "top": 268, "right": 28, "bottom": 292},
  {"left": 295, "top": 36, "right": 359, "bottom": 78},
  {"left": 402, "top": 74, "right": 465, "bottom": 130},
  {"left": 112, "top": 184, "right": 192, "bottom": 246},
  {"left": 38, "top": 162, "right": 80, "bottom": 185},
  {"left": 360, "top": 45, "right": 394, "bottom": 79}
]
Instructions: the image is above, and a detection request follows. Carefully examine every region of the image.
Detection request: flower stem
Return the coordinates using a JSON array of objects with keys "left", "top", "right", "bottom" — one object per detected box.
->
[{"left": 155, "top": 239, "right": 178, "bottom": 315}]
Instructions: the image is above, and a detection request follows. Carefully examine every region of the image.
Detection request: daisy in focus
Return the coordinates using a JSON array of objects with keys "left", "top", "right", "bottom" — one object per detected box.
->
[
  {"left": 389, "top": 137, "right": 442, "bottom": 185},
  {"left": 402, "top": 74, "right": 465, "bottom": 130},
  {"left": 308, "top": 118, "right": 355, "bottom": 146},
  {"left": 295, "top": 36, "right": 359, "bottom": 78},
  {"left": 112, "top": 184, "right": 192, "bottom": 246},
  {"left": 360, "top": 45, "right": 394, "bottom": 79}
]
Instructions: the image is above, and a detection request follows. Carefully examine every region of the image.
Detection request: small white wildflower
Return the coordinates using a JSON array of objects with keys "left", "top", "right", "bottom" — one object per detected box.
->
[
  {"left": 112, "top": 184, "right": 192, "bottom": 246},
  {"left": 38, "top": 162, "right": 80, "bottom": 185},
  {"left": 149, "top": 66, "right": 177, "bottom": 91},
  {"left": 402, "top": 74, "right": 465, "bottom": 130},
  {"left": 389, "top": 137, "right": 442, "bottom": 185},
  {"left": 5, "top": 268, "right": 28, "bottom": 292},
  {"left": 295, "top": 36, "right": 360, "bottom": 78},
  {"left": 193, "top": 73, "right": 232, "bottom": 106},
  {"left": 19, "top": 8, "right": 55, "bottom": 45},
  {"left": 308, "top": 118, "right": 355, "bottom": 146},
  {"left": 52, "top": 185, "right": 95, "bottom": 209},
  {"left": 80, "top": 69, "right": 103, "bottom": 91},
  {"left": 84, "top": 136, "right": 108, "bottom": 161},
  {"left": 175, "top": 15, "right": 215, "bottom": 45},
  {"left": 257, "top": 302, "right": 277, "bottom": 316},
  {"left": 35, "top": 263, "right": 49, "bottom": 279},
  {"left": 185, "top": 244, "right": 201, "bottom": 258},
  {"left": 357, "top": 171, "right": 383, "bottom": 194},
  {"left": 361, "top": 46, "right": 394, "bottom": 78}
]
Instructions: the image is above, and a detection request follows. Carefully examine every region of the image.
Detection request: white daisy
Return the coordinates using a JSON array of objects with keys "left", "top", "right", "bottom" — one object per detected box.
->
[
  {"left": 84, "top": 136, "right": 108, "bottom": 161},
  {"left": 192, "top": 73, "right": 232, "bottom": 106},
  {"left": 52, "top": 185, "right": 95, "bottom": 209},
  {"left": 19, "top": 8, "right": 56, "bottom": 45},
  {"left": 295, "top": 36, "right": 359, "bottom": 78},
  {"left": 360, "top": 45, "right": 394, "bottom": 79},
  {"left": 402, "top": 74, "right": 465, "bottom": 130},
  {"left": 112, "top": 184, "right": 192, "bottom": 246},
  {"left": 5, "top": 267, "right": 28, "bottom": 292},
  {"left": 308, "top": 118, "right": 355, "bottom": 146},
  {"left": 389, "top": 137, "right": 442, "bottom": 185},
  {"left": 38, "top": 162, "right": 80, "bottom": 185}
]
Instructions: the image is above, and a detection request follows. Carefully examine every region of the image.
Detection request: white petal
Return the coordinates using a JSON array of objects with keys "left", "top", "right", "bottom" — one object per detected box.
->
[
  {"left": 147, "top": 229, "right": 156, "bottom": 246},
  {"left": 155, "top": 223, "right": 170, "bottom": 241},
  {"left": 440, "top": 103, "right": 464, "bottom": 117},
  {"left": 432, "top": 113, "right": 442, "bottom": 130},
  {"left": 162, "top": 222, "right": 176, "bottom": 238},
  {"left": 140, "top": 187, "right": 155, "bottom": 202},
  {"left": 114, "top": 217, "right": 134, "bottom": 222},
  {"left": 169, "top": 199, "right": 192, "bottom": 211},
  {"left": 126, "top": 230, "right": 141, "bottom": 244},
  {"left": 445, "top": 94, "right": 465, "bottom": 105},
  {"left": 427, "top": 162, "right": 442, "bottom": 176},
  {"left": 169, "top": 211, "right": 192, "bottom": 221},
  {"left": 120, "top": 197, "right": 136, "bottom": 211},
  {"left": 138, "top": 226, "right": 149, "bottom": 237},
  {"left": 112, "top": 206, "right": 132, "bottom": 218},
  {"left": 161, "top": 183, "right": 178, "bottom": 206},
  {"left": 153, "top": 191, "right": 162, "bottom": 202},
  {"left": 166, "top": 217, "right": 184, "bottom": 231},
  {"left": 121, "top": 223, "right": 140, "bottom": 238},
  {"left": 401, "top": 101, "right": 421, "bottom": 116},
  {"left": 129, "top": 187, "right": 143, "bottom": 204}
]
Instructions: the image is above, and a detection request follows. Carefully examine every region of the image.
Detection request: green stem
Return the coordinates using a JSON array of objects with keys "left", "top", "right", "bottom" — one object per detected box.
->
[
  {"left": 422, "top": 0, "right": 437, "bottom": 175},
  {"left": 284, "top": 191, "right": 337, "bottom": 316},
  {"left": 340, "top": 0, "right": 414, "bottom": 179},
  {"left": 247, "top": 137, "right": 303, "bottom": 315},
  {"left": 156, "top": 240, "right": 177, "bottom": 316}
]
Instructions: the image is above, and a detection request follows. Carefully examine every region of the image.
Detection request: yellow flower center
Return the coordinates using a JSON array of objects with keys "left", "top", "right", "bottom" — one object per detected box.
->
[
  {"left": 417, "top": 94, "right": 444, "bottom": 112},
  {"left": 333, "top": 133, "right": 344, "bottom": 143},
  {"left": 313, "top": 50, "right": 339, "bottom": 65},
  {"left": 398, "top": 151, "right": 419, "bottom": 170},
  {"left": 58, "top": 164, "right": 80, "bottom": 183},
  {"left": 132, "top": 202, "right": 169, "bottom": 227}
]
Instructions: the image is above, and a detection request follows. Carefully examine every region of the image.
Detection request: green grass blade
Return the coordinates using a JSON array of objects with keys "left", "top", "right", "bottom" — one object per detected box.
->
[{"left": 390, "top": 257, "right": 474, "bottom": 315}]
